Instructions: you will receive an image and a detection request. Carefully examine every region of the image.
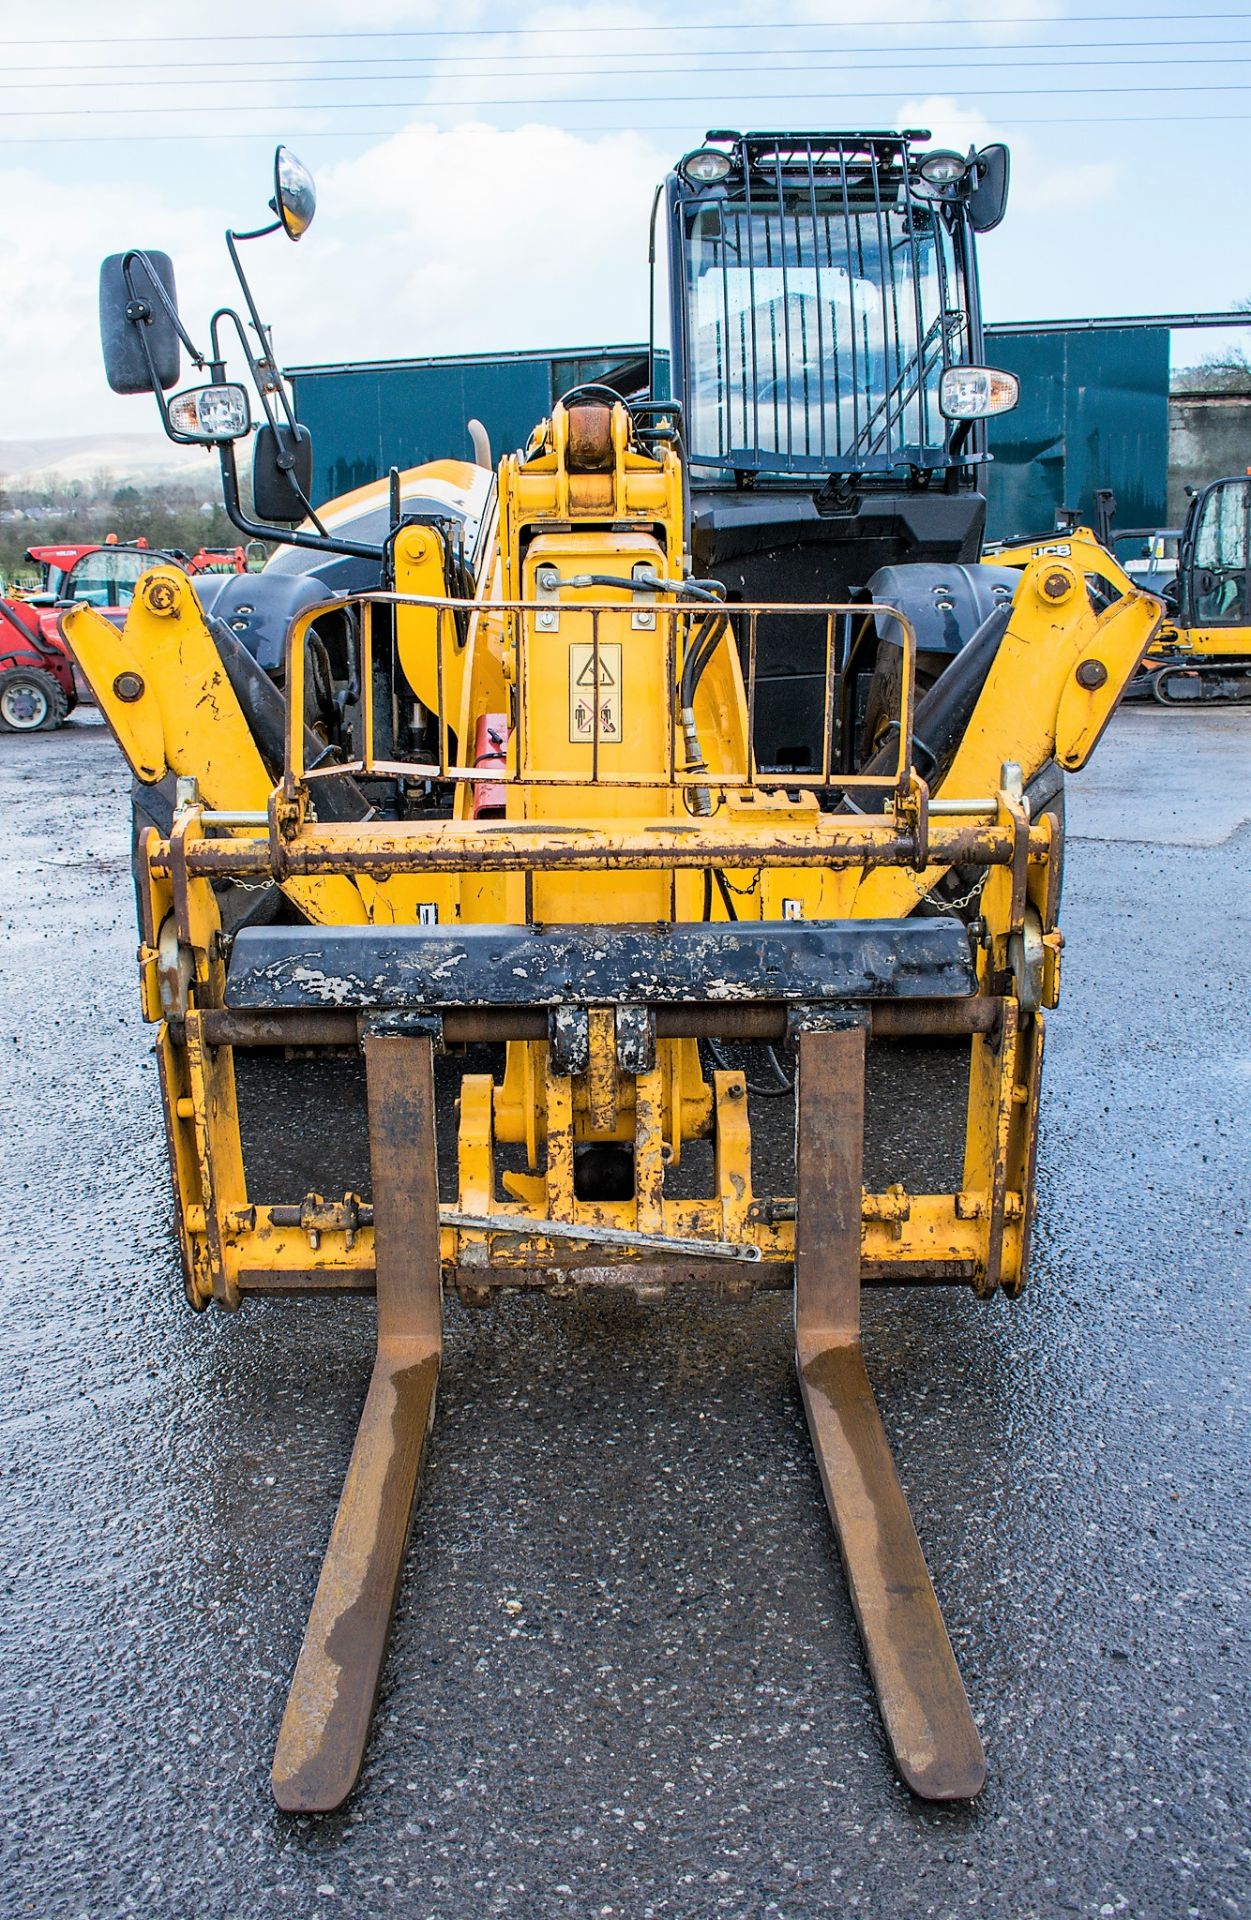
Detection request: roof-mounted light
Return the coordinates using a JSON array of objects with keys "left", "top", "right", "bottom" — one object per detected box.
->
[
  {"left": 918, "top": 150, "right": 969, "bottom": 188},
  {"left": 681, "top": 147, "right": 733, "bottom": 186}
]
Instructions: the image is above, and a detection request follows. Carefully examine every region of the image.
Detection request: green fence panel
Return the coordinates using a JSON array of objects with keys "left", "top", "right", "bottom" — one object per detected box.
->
[
  {"left": 291, "top": 346, "right": 652, "bottom": 508},
  {"left": 985, "top": 326, "right": 1169, "bottom": 541}
]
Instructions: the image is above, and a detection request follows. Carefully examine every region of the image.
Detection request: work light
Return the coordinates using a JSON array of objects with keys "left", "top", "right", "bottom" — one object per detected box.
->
[
  {"left": 939, "top": 366, "right": 1019, "bottom": 419},
  {"left": 919, "top": 150, "right": 968, "bottom": 188},
  {"left": 167, "top": 383, "right": 252, "bottom": 441},
  {"left": 682, "top": 147, "right": 733, "bottom": 185}
]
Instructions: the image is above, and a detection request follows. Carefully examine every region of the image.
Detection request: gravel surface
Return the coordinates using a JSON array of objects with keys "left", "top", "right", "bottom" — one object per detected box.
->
[{"left": 0, "top": 706, "right": 1247, "bottom": 1920}]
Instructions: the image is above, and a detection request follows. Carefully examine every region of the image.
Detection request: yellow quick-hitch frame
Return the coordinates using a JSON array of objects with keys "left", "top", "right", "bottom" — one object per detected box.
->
[
  {"left": 989, "top": 522, "right": 1251, "bottom": 699},
  {"left": 63, "top": 408, "right": 1163, "bottom": 1811},
  {"left": 104, "top": 548, "right": 1157, "bottom": 1318}
]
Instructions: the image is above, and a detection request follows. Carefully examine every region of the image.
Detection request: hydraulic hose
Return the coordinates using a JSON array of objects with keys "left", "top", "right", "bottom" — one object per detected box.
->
[{"left": 677, "top": 603, "right": 731, "bottom": 815}]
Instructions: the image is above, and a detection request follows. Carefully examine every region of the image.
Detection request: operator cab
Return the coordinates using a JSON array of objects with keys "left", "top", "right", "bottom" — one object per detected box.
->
[
  {"left": 55, "top": 544, "right": 155, "bottom": 612},
  {"left": 671, "top": 132, "right": 1003, "bottom": 482},
  {"left": 660, "top": 131, "right": 1017, "bottom": 769},
  {"left": 1180, "top": 475, "right": 1250, "bottom": 627}
]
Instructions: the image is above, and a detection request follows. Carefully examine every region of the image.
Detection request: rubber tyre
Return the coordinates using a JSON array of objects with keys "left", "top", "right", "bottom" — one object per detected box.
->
[
  {"left": 1025, "top": 762, "right": 1066, "bottom": 912},
  {"left": 0, "top": 666, "right": 69, "bottom": 732},
  {"left": 858, "top": 646, "right": 940, "bottom": 762}
]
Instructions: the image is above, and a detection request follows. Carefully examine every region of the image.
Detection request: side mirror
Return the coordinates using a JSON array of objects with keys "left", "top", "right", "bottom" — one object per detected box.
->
[
  {"left": 968, "top": 144, "right": 1010, "bottom": 233},
  {"left": 99, "top": 250, "right": 181, "bottom": 393},
  {"left": 253, "top": 421, "right": 315, "bottom": 522},
  {"left": 272, "top": 146, "right": 316, "bottom": 241}
]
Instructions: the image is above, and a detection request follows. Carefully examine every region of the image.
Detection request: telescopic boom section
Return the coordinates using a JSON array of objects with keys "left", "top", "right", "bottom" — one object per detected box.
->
[{"left": 65, "top": 392, "right": 1160, "bottom": 1810}]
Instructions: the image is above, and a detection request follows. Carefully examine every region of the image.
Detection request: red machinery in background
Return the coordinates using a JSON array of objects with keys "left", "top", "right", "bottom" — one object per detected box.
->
[{"left": 0, "top": 538, "right": 248, "bottom": 731}]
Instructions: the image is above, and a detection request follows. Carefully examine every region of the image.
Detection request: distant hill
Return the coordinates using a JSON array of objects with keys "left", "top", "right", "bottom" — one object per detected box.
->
[{"left": 0, "top": 434, "right": 219, "bottom": 494}]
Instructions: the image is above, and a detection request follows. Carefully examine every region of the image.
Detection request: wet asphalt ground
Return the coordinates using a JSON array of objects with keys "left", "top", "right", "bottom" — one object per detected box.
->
[{"left": 0, "top": 707, "right": 1248, "bottom": 1920}]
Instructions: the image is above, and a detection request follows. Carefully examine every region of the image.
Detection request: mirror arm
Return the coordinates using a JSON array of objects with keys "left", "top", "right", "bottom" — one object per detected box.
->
[
  {"left": 121, "top": 250, "right": 207, "bottom": 368},
  {"left": 221, "top": 232, "right": 330, "bottom": 535},
  {"left": 278, "top": 465, "right": 331, "bottom": 539},
  {"left": 210, "top": 304, "right": 272, "bottom": 400},
  {"left": 214, "top": 439, "right": 383, "bottom": 562},
  {"left": 208, "top": 303, "right": 331, "bottom": 537},
  {"left": 223, "top": 228, "right": 302, "bottom": 441},
  {"left": 231, "top": 217, "right": 284, "bottom": 243},
  {"left": 120, "top": 250, "right": 209, "bottom": 440},
  {"left": 126, "top": 325, "right": 199, "bottom": 450}
]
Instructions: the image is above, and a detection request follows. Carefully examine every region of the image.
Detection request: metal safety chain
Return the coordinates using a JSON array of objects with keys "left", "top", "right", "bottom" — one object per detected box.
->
[{"left": 909, "top": 868, "right": 988, "bottom": 913}]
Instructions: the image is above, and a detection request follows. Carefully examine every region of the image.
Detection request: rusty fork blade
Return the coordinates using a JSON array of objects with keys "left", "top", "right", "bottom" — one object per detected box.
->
[
  {"left": 271, "top": 1338, "right": 439, "bottom": 1813},
  {"left": 797, "top": 1338, "right": 986, "bottom": 1801},
  {"left": 795, "top": 1022, "right": 984, "bottom": 1802},
  {"left": 272, "top": 1033, "right": 443, "bottom": 1815}
]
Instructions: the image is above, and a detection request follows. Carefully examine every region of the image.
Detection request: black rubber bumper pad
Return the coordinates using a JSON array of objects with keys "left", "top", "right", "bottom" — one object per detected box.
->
[{"left": 225, "top": 918, "right": 977, "bottom": 1012}]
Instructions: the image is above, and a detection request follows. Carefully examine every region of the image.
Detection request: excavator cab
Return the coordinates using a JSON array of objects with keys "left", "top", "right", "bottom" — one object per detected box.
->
[
  {"left": 1134, "top": 474, "right": 1251, "bottom": 703},
  {"left": 1183, "top": 474, "right": 1250, "bottom": 626}
]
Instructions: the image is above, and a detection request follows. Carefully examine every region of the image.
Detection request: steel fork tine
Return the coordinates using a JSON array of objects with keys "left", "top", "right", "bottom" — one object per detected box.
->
[
  {"left": 794, "top": 1022, "right": 986, "bottom": 1801},
  {"left": 271, "top": 1033, "right": 442, "bottom": 1814}
]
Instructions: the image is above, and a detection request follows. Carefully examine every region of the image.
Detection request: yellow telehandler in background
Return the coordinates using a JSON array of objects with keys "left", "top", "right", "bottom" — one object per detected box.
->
[{"left": 67, "top": 136, "right": 1161, "bottom": 1813}]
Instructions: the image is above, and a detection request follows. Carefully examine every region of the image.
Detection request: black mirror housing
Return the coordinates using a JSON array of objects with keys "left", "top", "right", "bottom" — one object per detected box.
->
[
  {"left": 99, "top": 250, "right": 181, "bottom": 394},
  {"left": 968, "top": 145, "right": 1010, "bottom": 234},
  {"left": 253, "top": 421, "right": 315, "bottom": 522}
]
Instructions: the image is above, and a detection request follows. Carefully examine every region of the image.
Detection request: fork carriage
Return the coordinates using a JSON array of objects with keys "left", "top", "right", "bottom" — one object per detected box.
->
[{"left": 148, "top": 792, "right": 1031, "bottom": 1812}]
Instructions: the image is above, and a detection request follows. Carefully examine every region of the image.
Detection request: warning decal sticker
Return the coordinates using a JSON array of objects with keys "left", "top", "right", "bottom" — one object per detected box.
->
[{"left": 568, "top": 641, "right": 623, "bottom": 743}]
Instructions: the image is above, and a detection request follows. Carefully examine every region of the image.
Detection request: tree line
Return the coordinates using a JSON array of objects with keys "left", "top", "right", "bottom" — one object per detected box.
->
[{"left": 0, "top": 474, "right": 243, "bottom": 585}]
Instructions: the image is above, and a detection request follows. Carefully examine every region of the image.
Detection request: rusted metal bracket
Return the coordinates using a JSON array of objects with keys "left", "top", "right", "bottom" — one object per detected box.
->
[
  {"left": 794, "top": 1022, "right": 986, "bottom": 1801},
  {"left": 996, "top": 762, "right": 1031, "bottom": 934},
  {"left": 271, "top": 1033, "right": 442, "bottom": 1814}
]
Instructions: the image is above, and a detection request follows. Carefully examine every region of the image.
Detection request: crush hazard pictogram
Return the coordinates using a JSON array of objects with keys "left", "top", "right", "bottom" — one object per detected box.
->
[{"left": 568, "top": 641, "right": 622, "bottom": 742}]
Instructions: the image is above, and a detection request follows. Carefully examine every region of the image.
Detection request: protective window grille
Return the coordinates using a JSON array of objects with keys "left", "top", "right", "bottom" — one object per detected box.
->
[{"left": 683, "top": 138, "right": 966, "bottom": 475}]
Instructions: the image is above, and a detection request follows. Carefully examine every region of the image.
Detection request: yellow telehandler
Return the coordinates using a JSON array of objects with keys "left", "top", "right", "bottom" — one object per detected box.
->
[{"left": 68, "top": 135, "right": 1161, "bottom": 1813}]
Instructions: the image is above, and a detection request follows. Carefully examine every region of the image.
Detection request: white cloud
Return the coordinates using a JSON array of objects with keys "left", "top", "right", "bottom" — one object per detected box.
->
[
  {"left": 897, "top": 95, "right": 1119, "bottom": 213},
  {"left": 196, "top": 119, "right": 672, "bottom": 372},
  {"left": 0, "top": 118, "right": 673, "bottom": 438}
]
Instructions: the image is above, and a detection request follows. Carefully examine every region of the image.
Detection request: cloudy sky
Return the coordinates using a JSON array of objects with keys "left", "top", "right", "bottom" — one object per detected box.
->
[{"left": 2, "top": 0, "right": 1247, "bottom": 439}]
